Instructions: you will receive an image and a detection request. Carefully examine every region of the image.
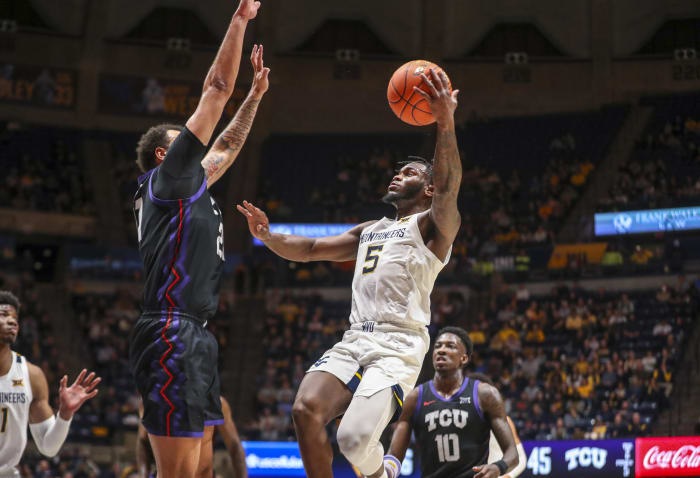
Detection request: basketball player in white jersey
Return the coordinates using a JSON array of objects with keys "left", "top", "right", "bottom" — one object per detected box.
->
[
  {"left": 238, "top": 69, "right": 461, "bottom": 478},
  {"left": 0, "top": 291, "right": 101, "bottom": 477}
]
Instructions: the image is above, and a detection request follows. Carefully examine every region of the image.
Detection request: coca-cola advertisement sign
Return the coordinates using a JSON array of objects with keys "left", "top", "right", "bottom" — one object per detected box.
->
[{"left": 636, "top": 436, "right": 700, "bottom": 477}]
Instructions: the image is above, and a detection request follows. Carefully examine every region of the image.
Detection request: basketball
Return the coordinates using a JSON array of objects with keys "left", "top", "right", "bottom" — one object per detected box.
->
[{"left": 387, "top": 60, "right": 452, "bottom": 126}]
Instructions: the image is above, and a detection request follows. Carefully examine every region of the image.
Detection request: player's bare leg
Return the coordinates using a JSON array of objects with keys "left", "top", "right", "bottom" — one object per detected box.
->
[
  {"left": 337, "top": 388, "right": 395, "bottom": 478},
  {"left": 292, "top": 371, "right": 353, "bottom": 478},
  {"left": 149, "top": 435, "right": 202, "bottom": 478},
  {"left": 195, "top": 425, "right": 216, "bottom": 478}
]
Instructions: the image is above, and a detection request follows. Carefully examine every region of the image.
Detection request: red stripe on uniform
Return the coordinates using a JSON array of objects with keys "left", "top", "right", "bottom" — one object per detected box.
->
[{"left": 159, "top": 199, "right": 184, "bottom": 436}]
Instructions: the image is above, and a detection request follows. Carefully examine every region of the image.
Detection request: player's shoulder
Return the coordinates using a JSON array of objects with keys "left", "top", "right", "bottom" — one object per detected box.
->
[
  {"left": 349, "top": 219, "right": 380, "bottom": 236},
  {"left": 476, "top": 381, "right": 504, "bottom": 410}
]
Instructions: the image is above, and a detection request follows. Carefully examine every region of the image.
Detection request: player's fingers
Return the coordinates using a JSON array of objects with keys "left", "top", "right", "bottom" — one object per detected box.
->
[
  {"left": 420, "top": 73, "right": 439, "bottom": 96},
  {"left": 60, "top": 375, "right": 67, "bottom": 390},
  {"left": 85, "top": 377, "right": 101, "bottom": 392},
  {"left": 73, "top": 369, "right": 87, "bottom": 387},
  {"left": 452, "top": 89, "right": 460, "bottom": 100},
  {"left": 250, "top": 44, "right": 256, "bottom": 64},
  {"left": 257, "top": 44, "right": 264, "bottom": 70},
  {"left": 83, "top": 371, "right": 95, "bottom": 384},
  {"left": 236, "top": 204, "right": 253, "bottom": 217},
  {"left": 262, "top": 67, "right": 270, "bottom": 80},
  {"left": 85, "top": 389, "right": 99, "bottom": 400},
  {"left": 412, "top": 86, "right": 430, "bottom": 99},
  {"left": 437, "top": 70, "right": 449, "bottom": 91}
]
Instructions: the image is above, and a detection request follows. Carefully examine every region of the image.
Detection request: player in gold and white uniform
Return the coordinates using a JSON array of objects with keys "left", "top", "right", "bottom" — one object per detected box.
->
[
  {"left": 0, "top": 291, "right": 100, "bottom": 478},
  {"left": 238, "top": 69, "right": 461, "bottom": 478}
]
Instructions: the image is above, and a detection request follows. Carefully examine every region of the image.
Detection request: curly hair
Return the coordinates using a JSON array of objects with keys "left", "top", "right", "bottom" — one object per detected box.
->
[
  {"left": 135, "top": 123, "right": 183, "bottom": 173},
  {"left": 397, "top": 155, "right": 434, "bottom": 183},
  {"left": 0, "top": 290, "right": 20, "bottom": 315},
  {"left": 436, "top": 326, "right": 473, "bottom": 358}
]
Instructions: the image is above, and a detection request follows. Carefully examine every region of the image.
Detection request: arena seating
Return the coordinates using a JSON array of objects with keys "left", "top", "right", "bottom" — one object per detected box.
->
[
  {"left": 244, "top": 282, "right": 695, "bottom": 442},
  {"left": 0, "top": 122, "right": 94, "bottom": 215},
  {"left": 598, "top": 93, "right": 700, "bottom": 212}
]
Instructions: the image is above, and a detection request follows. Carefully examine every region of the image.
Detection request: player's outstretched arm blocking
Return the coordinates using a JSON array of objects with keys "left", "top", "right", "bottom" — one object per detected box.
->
[
  {"left": 185, "top": 0, "right": 261, "bottom": 148},
  {"left": 28, "top": 367, "right": 100, "bottom": 457},
  {"left": 237, "top": 200, "right": 376, "bottom": 262},
  {"left": 414, "top": 69, "right": 462, "bottom": 260},
  {"left": 472, "top": 384, "right": 519, "bottom": 478},
  {"left": 201, "top": 44, "right": 270, "bottom": 188},
  {"left": 384, "top": 388, "right": 420, "bottom": 478}
]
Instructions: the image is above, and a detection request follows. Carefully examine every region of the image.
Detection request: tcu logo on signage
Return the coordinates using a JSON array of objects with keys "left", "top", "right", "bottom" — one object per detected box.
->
[
  {"left": 564, "top": 446, "right": 607, "bottom": 470},
  {"left": 425, "top": 409, "right": 468, "bottom": 432}
]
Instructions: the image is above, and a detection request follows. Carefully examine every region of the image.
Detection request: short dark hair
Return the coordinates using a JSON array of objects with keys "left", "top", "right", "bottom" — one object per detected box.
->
[
  {"left": 397, "top": 155, "right": 434, "bottom": 182},
  {"left": 0, "top": 290, "right": 20, "bottom": 315},
  {"left": 437, "top": 326, "right": 473, "bottom": 358},
  {"left": 135, "top": 124, "right": 183, "bottom": 173},
  {"left": 468, "top": 372, "right": 494, "bottom": 386}
]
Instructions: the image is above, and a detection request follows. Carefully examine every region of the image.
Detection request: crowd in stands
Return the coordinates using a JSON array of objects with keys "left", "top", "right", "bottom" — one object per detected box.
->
[
  {"left": 0, "top": 122, "right": 94, "bottom": 215},
  {"left": 599, "top": 99, "right": 700, "bottom": 212},
  {"left": 242, "top": 277, "right": 696, "bottom": 443},
  {"left": 470, "top": 279, "right": 695, "bottom": 440}
]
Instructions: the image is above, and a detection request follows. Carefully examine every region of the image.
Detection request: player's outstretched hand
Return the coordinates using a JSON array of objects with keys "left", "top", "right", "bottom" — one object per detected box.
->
[
  {"left": 413, "top": 69, "right": 458, "bottom": 125},
  {"left": 237, "top": 200, "right": 271, "bottom": 242},
  {"left": 472, "top": 464, "right": 501, "bottom": 478},
  {"left": 234, "top": 0, "right": 261, "bottom": 21},
  {"left": 250, "top": 44, "right": 270, "bottom": 100},
  {"left": 58, "top": 369, "right": 101, "bottom": 419}
]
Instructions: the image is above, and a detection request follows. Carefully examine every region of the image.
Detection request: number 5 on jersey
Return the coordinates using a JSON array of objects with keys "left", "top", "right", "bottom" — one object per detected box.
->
[{"left": 362, "top": 245, "right": 384, "bottom": 274}]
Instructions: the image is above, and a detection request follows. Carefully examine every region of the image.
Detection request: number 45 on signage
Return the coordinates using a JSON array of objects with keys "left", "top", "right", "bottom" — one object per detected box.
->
[{"left": 527, "top": 447, "right": 551, "bottom": 475}]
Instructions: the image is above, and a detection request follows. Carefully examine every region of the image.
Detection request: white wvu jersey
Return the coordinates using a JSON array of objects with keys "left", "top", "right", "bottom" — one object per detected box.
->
[
  {"left": 0, "top": 352, "right": 32, "bottom": 477},
  {"left": 350, "top": 212, "right": 450, "bottom": 329}
]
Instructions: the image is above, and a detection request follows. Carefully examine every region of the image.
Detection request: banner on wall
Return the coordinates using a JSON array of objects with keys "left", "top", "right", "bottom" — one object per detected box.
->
[
  {"left": 522, "top": 439, "right": 635, "bottom": 478},
  {"left": 595, "top": 207, "right": 700, "bottom": 236},
  {"left": 98, "top": 73, "right": 247, "bottom": 119},
  {"left": 635, "top": 436, "right": 700, "bottom": 477},
  {"left": 0, "top": 63, "right": 76, "bottom": 109},
  {"left": 547, "top": 243, "right": 608, "bottom": 269}
]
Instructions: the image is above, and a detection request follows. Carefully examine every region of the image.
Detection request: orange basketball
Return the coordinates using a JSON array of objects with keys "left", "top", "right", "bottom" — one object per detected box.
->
[{"left": 387, "top": 60, "right": 452, "bottom": 126}]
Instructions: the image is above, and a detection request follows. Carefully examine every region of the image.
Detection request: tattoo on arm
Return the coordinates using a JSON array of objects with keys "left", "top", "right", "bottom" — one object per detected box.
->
[
  {"left": 202, "top": 97, "right": 261, "bottom": 183},
  {"left": 480, "top": 384, "right": 519, "bottom": 472}
]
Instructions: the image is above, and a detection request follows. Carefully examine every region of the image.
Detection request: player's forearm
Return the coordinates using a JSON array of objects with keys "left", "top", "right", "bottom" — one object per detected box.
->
[
  {"left": 262, "top": 233, "right": 316, "bottom": 262},
  {"left": 230, "top": 444, "right": 249, "bottom": 478},
  {"left": 501, "top": 444, "right": 520, "bottom": 474},
  {"left": 136, "top": 439, "right": 152, "bottom": 478},
  {"left": 203, "top": 96, "right": 261, "bottom": 184},
  {"left": 505, "top": 443, "right": 527, "bottom": 478},
  {"left": 432, "top": 120, "right": 462, "bottom": 196},
  {"left": 202, "top": 15, "right": 249, "bottom": 96}
]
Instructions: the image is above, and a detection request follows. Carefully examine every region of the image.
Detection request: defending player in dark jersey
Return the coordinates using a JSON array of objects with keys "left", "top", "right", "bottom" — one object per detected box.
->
[
  {"left": 383, "top": 327, "right": 519, "bottom": 478},
  {"left": 128, "top": 1, "right": 268, "bottom": 476}
]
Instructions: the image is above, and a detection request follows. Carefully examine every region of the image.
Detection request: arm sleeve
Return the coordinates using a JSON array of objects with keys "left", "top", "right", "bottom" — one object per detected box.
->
[
  {"left": 506, "top": 443, "right": 527, "bottom": 478},
  {"left": 152, "top": 127, "right": 207, "bottom": 200},
  {"left": 29, "top": 415, "right": 72, "bottom": 457}
]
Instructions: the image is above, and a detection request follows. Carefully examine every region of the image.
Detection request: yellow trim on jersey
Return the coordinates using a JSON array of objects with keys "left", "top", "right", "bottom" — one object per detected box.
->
[
  {"left": 355, "top": 372, "right": 363, "bottom": 380},
  {"left": 393, "top": 391, "right": 403, "bottom": 407}
]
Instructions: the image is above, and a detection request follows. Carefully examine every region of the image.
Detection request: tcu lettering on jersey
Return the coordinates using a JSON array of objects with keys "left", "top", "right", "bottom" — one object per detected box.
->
[{"left": 425, "top": 409, "right": 469, "bottom": 432}]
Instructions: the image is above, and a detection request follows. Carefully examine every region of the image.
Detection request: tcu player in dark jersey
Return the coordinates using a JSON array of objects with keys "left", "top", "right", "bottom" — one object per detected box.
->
[
  {"left": 384, "top": 327, "right": 519, "bottom": 478},
  {"left": 128, "top": 1, "right": 269, "bottom": 476}
]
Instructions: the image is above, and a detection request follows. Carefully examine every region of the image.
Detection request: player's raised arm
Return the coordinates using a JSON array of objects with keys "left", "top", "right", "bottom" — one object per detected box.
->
[
  {"left": 185, "top": 0, "right": 260, "bottom": 147},
  {"left": 413, "top": 70, "right": 462, "bottom": 255},
  {"left": 217, "top": 397, "right": 248, "bottom": 478},
  {"left": 383, "top": 388, "right": 420, "bottom": 478},
  {"left": 28, "top": 366, "right": 100, "bottom": 458},
  {"left": 237, "top": 200, "right": 375, "bottom": 262},
  {"left": 472, "top": 383, "right": 519, "bottom": 478},
  {"left": 201, "top": 44, "right": 270, "bottom": 188}
]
